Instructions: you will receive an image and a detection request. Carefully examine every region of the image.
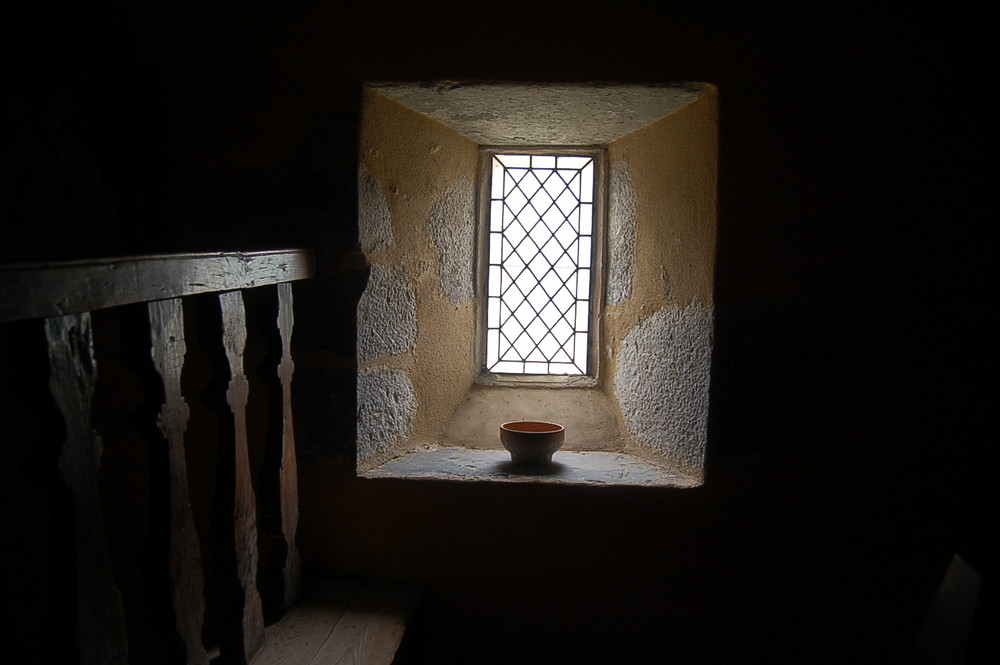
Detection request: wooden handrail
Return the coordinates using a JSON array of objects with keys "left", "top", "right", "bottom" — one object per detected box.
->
[{"left": 0, "top": 249, "right": 315, "bottom": 322}]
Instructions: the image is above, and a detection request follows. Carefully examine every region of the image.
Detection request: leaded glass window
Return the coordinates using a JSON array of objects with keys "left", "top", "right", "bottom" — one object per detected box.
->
[{"left": 484, "top": 153, "right": 598, "bottom": 375}]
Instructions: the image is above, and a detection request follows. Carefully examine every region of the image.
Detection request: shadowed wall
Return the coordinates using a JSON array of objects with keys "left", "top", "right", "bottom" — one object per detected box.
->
[{"left": 1, "top": 2, "right": 990, "bottom": 664}]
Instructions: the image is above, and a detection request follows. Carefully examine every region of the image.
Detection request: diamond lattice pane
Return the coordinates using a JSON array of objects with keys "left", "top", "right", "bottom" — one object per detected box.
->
[{"left": 485, "top": 154, "right": 594, "bottom": 375}]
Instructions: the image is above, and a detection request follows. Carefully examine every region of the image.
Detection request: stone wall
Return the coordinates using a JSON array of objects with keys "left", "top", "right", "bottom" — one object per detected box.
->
[
  {"left": 356, "top": 89, "right": 480, "bottom": 468},
  {"left": 604, "top": 86, "right": 719, "bottom": 477}
]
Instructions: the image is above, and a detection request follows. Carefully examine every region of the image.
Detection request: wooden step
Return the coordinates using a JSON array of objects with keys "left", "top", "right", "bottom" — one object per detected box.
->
[{"left": 250, "top": 577, "right": 422, "bottom": 665}]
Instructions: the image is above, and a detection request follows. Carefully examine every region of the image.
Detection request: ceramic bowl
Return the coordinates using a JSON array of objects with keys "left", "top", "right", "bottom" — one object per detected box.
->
[{"left": 500, "top": 421, "right": 565, "bottom": 466}]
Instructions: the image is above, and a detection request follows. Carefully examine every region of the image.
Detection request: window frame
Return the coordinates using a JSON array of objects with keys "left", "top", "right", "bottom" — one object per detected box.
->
[{"left": 474, "top": 146, "right": 607, "bottom": 387}]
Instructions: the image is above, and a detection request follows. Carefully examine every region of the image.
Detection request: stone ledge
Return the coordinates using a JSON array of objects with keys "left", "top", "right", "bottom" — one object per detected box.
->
[{"left": 362, "top": 447, "right": 699, "bottom": 487}]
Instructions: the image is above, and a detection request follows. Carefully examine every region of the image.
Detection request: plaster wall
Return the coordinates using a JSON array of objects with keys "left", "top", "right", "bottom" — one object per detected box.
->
[
  {"left": 373, "top": 82, "right": 700, "bottom": 146},
  {"left": 604, "top": 85, "right": 718, "bottom": 476},
  {"left": 356, "top": 89, "right": 480, "bottom": 468},
  {"left": 440, "top": 385, "right": 622, "bottom": 451}
]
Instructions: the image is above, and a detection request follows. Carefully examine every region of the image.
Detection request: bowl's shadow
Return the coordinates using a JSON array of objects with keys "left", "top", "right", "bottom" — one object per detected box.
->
[{"left": 493, "top": 460, "right": 569, "bottom": 477}]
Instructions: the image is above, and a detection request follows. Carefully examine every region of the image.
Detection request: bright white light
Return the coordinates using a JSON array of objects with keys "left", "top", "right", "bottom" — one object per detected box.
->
[{"left": 485, "top": 154, "right": 594, "bottom": 375}]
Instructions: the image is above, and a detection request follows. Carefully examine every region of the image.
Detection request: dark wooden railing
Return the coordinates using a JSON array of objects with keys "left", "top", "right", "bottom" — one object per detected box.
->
[{"left": 1, "top": 250, "right": 315, "bottom": 665}]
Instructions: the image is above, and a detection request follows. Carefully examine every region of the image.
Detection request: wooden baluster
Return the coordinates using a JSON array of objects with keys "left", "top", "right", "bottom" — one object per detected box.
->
[
  {"left": 276, "top": 282, "right": 301, "bottom": 610},
  {"left": 219, "top": 290, "right": 265, "bottom": 662},
  {"left": 148, "top": 298, "right": 210, "bottom": 665},
  {"left": 44, "top": 313, "right": 129, "bottom": 665}
]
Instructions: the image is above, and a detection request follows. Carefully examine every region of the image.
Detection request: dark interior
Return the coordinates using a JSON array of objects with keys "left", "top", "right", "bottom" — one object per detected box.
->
[{"left": 1, "top": 2, "right": 991, "bottom": 664}]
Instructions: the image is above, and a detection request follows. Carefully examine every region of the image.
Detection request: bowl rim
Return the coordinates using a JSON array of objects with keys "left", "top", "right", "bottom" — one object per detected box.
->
[{"left": 500, "top": 420, "right": 565, "bottom": 434}]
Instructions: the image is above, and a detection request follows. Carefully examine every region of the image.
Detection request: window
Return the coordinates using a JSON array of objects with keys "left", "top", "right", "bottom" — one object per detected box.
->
[
  {"left": 479, "top": 149, "right": 604, "bottom": 380},
  {"left": 357, "top": 81, "right": 717, "bottom": 485}
]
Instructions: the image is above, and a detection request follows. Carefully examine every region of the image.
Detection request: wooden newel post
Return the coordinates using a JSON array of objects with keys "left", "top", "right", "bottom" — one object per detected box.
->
[{"left": 45, "top": 313, "right": 129, "bottom": 665}]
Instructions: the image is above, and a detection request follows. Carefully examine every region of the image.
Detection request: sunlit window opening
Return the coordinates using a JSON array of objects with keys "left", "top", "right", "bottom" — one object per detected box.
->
[{"left": 485, "top": 153, "right": 595, "bottom": 375}]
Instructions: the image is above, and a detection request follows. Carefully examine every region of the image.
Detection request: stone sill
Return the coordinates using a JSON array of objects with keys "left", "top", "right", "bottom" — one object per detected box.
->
[{"left": 362, "top": 447, "right": 700, "bottom": 488}]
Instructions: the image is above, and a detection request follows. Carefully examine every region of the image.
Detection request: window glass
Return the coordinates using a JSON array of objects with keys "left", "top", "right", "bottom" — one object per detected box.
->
[{"left": 485, "top": 153, "right": 595, "bottom": 375}]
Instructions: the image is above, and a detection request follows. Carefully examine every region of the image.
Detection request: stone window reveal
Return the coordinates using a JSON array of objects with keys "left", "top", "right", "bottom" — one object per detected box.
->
[{"left": 357, "top": 82, "right": 718, "bottom": 487}]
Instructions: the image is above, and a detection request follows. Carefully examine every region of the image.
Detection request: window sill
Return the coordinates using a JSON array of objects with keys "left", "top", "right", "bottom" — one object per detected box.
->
[
  {"left": 474, "top": 372, "right": 598, "bottom": 388},
  {"left": 358, "top": 383, "right": 702, "bottom": 488},
  {"left": 361, "top": 447, "right": 699, "bottom": 487}
]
